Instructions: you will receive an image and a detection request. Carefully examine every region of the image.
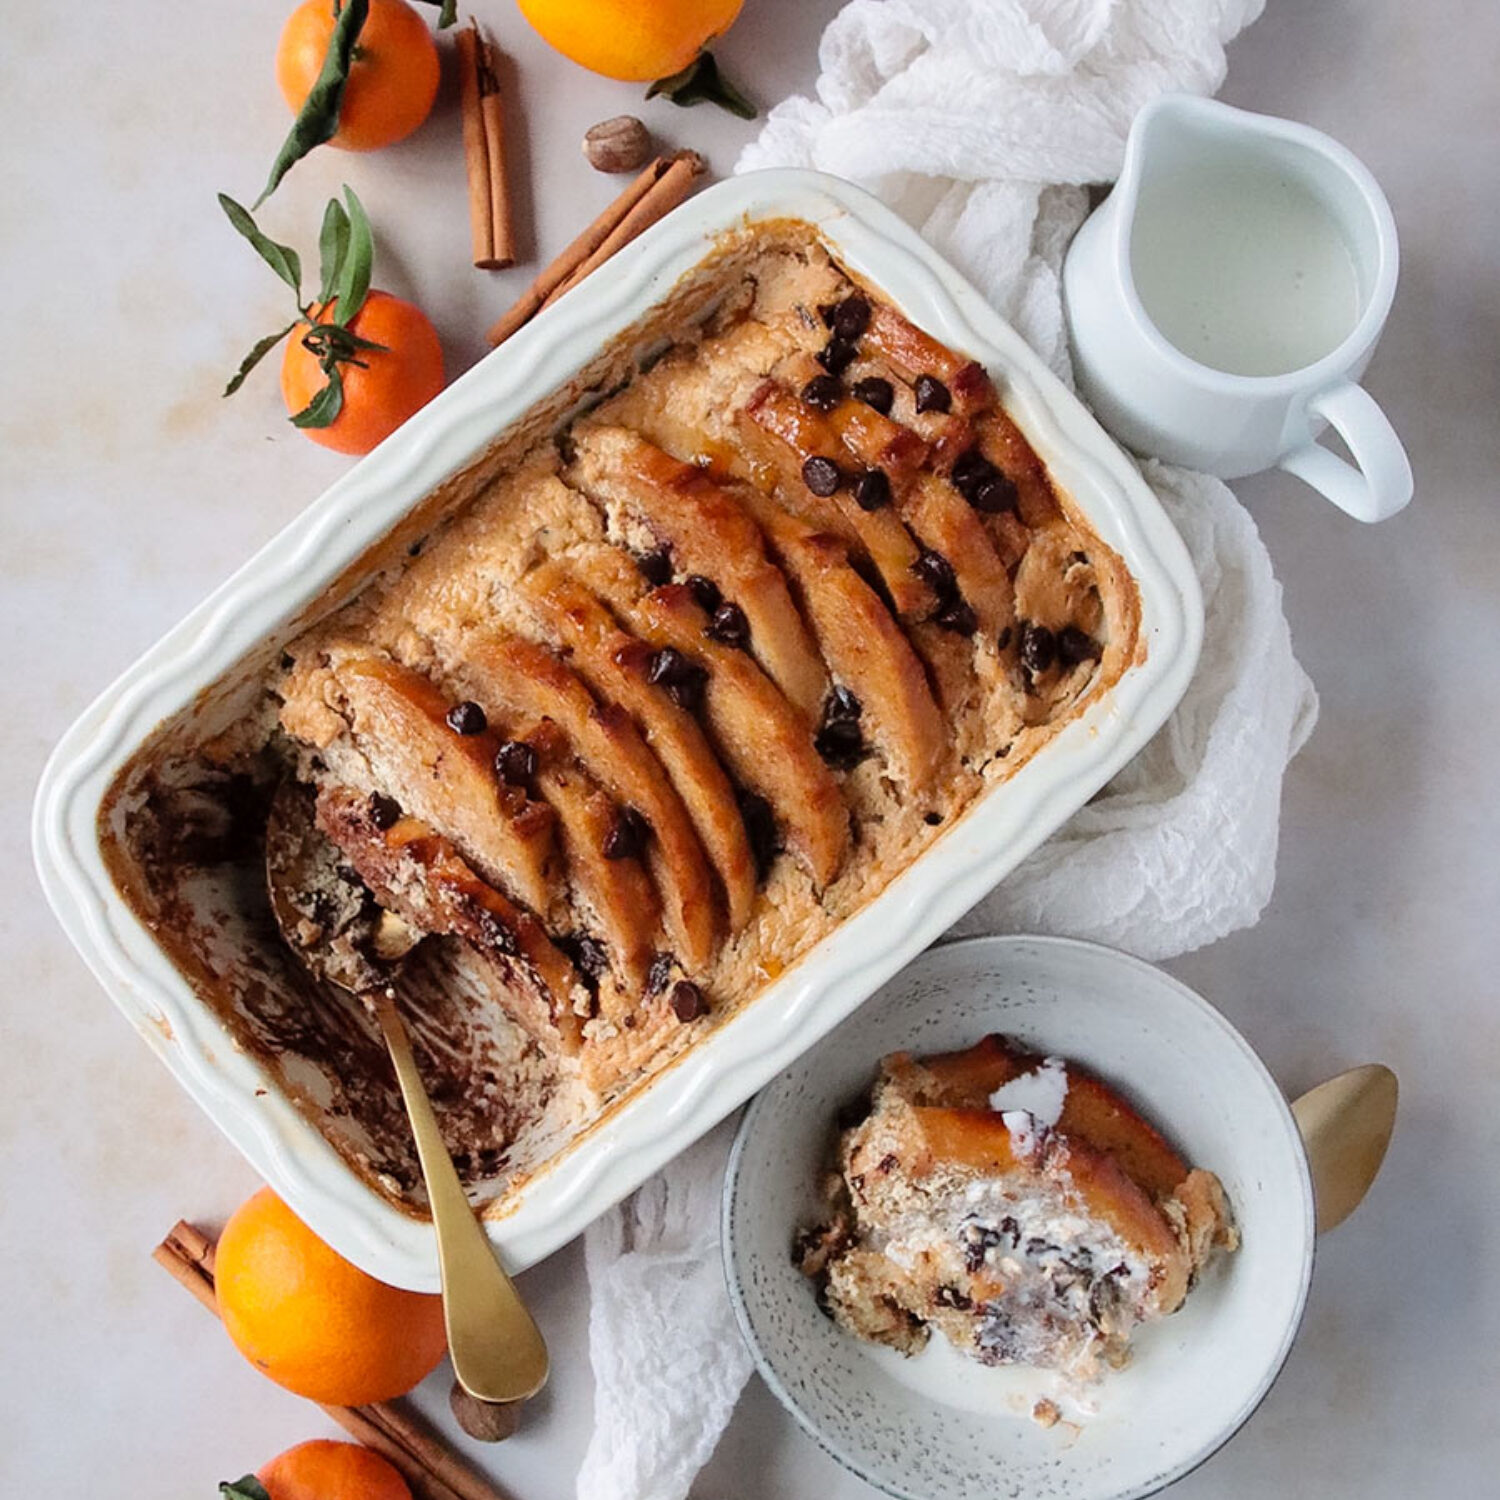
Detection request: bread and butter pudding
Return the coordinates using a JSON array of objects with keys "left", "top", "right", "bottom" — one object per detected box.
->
[
  {"left": 797, "top": 1036, "right": 1236, "bottom": 1393},
  {"left": 100, "top": 224, "right": 1142, "bottom": 1211}
]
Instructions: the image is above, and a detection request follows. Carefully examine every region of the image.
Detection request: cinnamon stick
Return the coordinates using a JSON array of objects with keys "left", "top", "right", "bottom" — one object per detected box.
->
[
  {"left": 457, "top": 20, "right": 515, "bottom": 270},
  {"left": 485, "top": 150, "right": 707, "bottom": 347},
  {"left": 154, "top": 1222, "right": 512, "bottom": 1500}
]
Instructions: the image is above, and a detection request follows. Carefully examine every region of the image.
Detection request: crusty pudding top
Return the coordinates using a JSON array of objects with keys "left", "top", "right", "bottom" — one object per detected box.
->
[{"left": 106, "top": 226, "right": 1141, "bottom": 1211}]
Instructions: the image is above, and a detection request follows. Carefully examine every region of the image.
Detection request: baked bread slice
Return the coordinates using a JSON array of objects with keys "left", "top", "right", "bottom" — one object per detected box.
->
[{"left": 800, "top": 1036, "right": 1236, "bottom": 1384}]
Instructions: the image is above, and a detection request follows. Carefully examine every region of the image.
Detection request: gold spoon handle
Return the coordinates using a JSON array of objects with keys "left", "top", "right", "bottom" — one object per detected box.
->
[
  {"left": 371, "top": 990, "right": 549, "bottom": 1403},
  {"left": 1291, "top": 1063, "right": 1399, "bottom": 1237}
]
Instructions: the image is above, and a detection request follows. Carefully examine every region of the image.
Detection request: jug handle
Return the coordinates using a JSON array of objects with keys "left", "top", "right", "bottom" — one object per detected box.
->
[{"left": 1278, "top": 381, "right": 1413, "bottom": 523}]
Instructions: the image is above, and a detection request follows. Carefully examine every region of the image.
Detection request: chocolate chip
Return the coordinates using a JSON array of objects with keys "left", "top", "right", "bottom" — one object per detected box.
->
[
  {"left": 646, "top": 953, "right": 676, "bottom": 996},
  {"left": 445, "top": 700, "right": 487, "bottom": 735},
  {"left": 877, "top": 1152, "right": 899, "bottom": 1174},
  {"left": 648, "top": 646, "right": 708, "bottom": 711},
  {"left": 825, "top": 685, "right": 862, "bottom": 722},
  {"left": 669, "top": 980, "right": 707, "bottom": 1022},
  {"left": 1056, "top": 624, "right": 1101, "bottom": 666},
  {"left": 972, "top": 475, "right": 1018, "bottom": 515},
  {"left": 685, "top": 574, "right": 722, "bottom": 613},
  {"left": 852, "top": 468, "right": 891, "bottom": 511},
  {"left": 816, "top": 338, "right": 858, "bottom": 377},
  {"left": 800, "top": 374, "right": 843, "bottom": 412},
  {"left": 638, "top": 546, "right": 673, "bottom": 586},
  {"left": 815, "top": 716, "right": 866, "bottom": 771},
  {"left": 603, "top": 806, "right": 649, "bottom": 860},
  {"left": 935, "top": 599, "right": 978, "bottom": 635},
  {"left": 851, "top": 376, "right": 894, "bottom": 415},
  {"left": 558, "top": 932, "right": 609, "bottom": 982},
  {"left": 924, "top": 811, "right": 943, "bottom": 826},
  {"left": 830, "top": 294, "right": 871, "bottom": 341},
  {"left": 368, "top": 792, "right": 402, "bottom": 830},
  {"left": 279, "top": 650, "right": 295, "bottom": 671},
  {"left": 962, "top": 1223, "right": 1003, "bottom": 1272},
  {"left": 706, "top": 601, "right": 750, "bottom": 649},
  {"left": 914, "top": 374, "right": 952, "bottom": 414},
  {"left": 1020, "top": 622, "right": 1057, "bottom": 675},
  {"left": 494, "top": 739, "right": 537, "bottom": 786},
  {"left": 802, "top": 454, "right": 844, "bottom": 497},
  {"left": 913, "top": 548, "right": 957, "bottom": 597},
  {"left": 951, "top": 448, "right": 1002, "bottom": 503},
  {"left": 934, "top": 1284, "right": 973, "bottom": 1310},
  {"left": 406, "top": 538, "right": 425, "bottom": 558},
  {"left": 738, "top": 790, "right": 780, "bottom": 878},
  {"left": 817, "top": 301, "right": 839, "bottom": 329}
]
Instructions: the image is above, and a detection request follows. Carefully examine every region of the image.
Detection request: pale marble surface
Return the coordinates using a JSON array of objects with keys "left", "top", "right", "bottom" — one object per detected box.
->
[{"left": 2, "top": 2, "right": 1496, "bottom": 1496}]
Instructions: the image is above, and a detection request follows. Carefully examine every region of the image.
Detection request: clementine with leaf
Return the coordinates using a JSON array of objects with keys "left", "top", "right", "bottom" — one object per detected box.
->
[
  {"left": 214, "top": 1188, "right": 447, "bottom": 1407},
  {"left": 276, "top": 0, "right": 440, "bottom": 152},
  {"left": 516, "top": 0, "right": 746, "bottom": 87},
  {"left": 219, "top": 186, "right": 444, "bottom": 454}
]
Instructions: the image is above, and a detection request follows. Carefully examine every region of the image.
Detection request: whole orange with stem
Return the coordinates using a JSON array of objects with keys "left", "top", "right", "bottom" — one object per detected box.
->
[
  {"left": 276, "top": 0, "right": 440, "bottom": 151},
  {"left": 280, "top": 289, "right": 444, "bottom": 455},
  {"left": 255, "top": 1439, "right": 412, "bottom": 1500},
  {"left": 214, "top": 1187, "right": 447, "bottom": 1406},
  {"left": 517, "top": 0, "right": 744, "bottom": 82}
]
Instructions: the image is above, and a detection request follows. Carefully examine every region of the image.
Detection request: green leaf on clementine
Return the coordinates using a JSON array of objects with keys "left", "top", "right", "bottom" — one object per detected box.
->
[
  {"left": 254, "top": 0, "right": 370, "bottom": 207},
  {"left": 318, "top": 197, "right": 351, "bottom": 305},
  {"left": 223, "top": 321, "right": 298, "bottom": 397},
  {"left": 333, "top": 186, "right": 374, "bottom": 326},
  {"left": 291, "top": 362, "right": 346, "bottom": 429},
  {"left": 646, "top": 51, "right": 756, "bottom": 120},
  {"left": 219, "top": 1478, "right": 272, "bottom": 1500},
  {"left": 218, "top": 194, "right": 302, "bottom": 295},
  {"left": 415, "top": 0, "right": 458, "bottom": 27}
]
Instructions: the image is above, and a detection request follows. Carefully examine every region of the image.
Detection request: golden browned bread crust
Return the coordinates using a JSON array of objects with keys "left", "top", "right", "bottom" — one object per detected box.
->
[{"left": 105, "top": 226, "right": 1146, "bottom": 1210}]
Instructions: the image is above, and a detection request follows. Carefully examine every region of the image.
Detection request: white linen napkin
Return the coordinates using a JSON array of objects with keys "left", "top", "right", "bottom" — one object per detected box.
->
[{"left": 578, "top": 3, "right": 1314, "bottom": 1496}]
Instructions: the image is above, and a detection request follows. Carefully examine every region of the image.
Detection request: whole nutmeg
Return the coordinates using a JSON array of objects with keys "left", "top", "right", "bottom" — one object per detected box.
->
[
  {"left": 449, "top": 1379, "right": 523, "bottom": 1442},
  {"left": 583, "top": 115, "right": 652, "bottom": 173}
]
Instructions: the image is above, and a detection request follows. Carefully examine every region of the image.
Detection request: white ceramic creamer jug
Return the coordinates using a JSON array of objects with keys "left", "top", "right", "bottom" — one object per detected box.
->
[{"left": 1063, "top": 94, "right": 1412, "bottom": 522}]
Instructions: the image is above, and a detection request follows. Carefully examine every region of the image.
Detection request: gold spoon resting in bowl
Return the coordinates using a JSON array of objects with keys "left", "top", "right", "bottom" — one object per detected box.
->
[
  {"left": 1291, "top": 1064, "right": 1399, "bottom": 1235},
  {"left": 265, "top": 781, "right": 549, "bottom": 1406}
]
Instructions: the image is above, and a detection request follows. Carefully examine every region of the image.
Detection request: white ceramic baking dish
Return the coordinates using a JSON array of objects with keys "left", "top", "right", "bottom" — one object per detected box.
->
[{"left": 32, "top": 170, "right": 1202, "bottom": 1290}]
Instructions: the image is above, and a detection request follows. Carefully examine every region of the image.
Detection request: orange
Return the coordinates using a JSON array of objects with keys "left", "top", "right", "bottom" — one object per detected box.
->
[
  {"left": 215, "top": 1187, "right": 447, "bottom": 1406},
  {"left": 280, "top": 290, "right": 445, "bottom": 455},
  {"left": 276, "top": 0, "right": 440, "bottom": 152},
  {"left": 257, "top": 1440, "right": 412, "bottom": 1500},
  {"left": 516, "top": 0, "right": 744, "bottom": 82}
]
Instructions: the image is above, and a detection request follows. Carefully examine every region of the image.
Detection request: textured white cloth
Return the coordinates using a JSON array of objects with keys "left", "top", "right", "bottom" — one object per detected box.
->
[{"left": 579, "top": 3, "right": 1316, "bottom": 1496}]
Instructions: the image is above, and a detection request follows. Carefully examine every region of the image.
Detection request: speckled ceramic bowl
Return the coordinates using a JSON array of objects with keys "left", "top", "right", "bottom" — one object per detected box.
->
[{"left": 722, "top": 935, "right": 1313, "bottom": 1500}]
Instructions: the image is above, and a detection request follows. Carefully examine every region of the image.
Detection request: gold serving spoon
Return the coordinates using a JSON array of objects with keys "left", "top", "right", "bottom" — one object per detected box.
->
[
  {"left": 265, "top": 782, "right": 549, "bottom": 1406},
  {"left": 1291, "top": 1064, "right": 1399, "bottom": 1234}
]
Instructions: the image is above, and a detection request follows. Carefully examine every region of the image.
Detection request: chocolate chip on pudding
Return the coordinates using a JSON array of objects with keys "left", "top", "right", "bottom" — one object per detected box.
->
[
  {"left": 706, "top": 601, "right": 751, "bottom": 648},
  {"left": 852, "top": 469, "right": 892, "bottom": 512},
  {"left": 802, "top": 455, "right": 844, "bottom": 496},
  {"left": 368, "top": 792, "right": 402, "bottom": 830},
  {"left": 913, "top": 373, "right": 952, "bottom": 413},
  {"left": 647, "top": 646, "right": 708, "bottom": 711},
  {"left": 816, "top": 338, "right": 858, "bottom": 376},
  {"left": 637, "top": 545, "right": 674, "bottom": 586},
  {"left": 851, "top": 376, "right": 895, "bottom": 415},
  {"left": 828, "top": 293, "right": 872, "bottom": 341},
  {"left": 685, "top": 574, "right": 722, "bottom": 613},
  {"left": 1057, "top": 625, "right": 1101, "bottom": 667},
  {"left": 669, "top": 979, "right": 707, "bottom": 1022},
  {"left": 801, "top": 374, "right": 843, "bottom": 412},
  {"left": 1020, "top": 622, "right": 1058, "bottom": 675},
  {"left": 493, "top": 739, "right": 537, "bottom": 787},
  {"left": 602, "top": 805, "right": 649, "bottom": 860},
  {"left": 445, "top": 700, "right": 488, "bottom": 736}
]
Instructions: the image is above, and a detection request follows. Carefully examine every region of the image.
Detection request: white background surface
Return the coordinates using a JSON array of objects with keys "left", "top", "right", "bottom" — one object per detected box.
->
[{"left": 2, "top": 2, "right": 1496, "bottom": 1496}]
